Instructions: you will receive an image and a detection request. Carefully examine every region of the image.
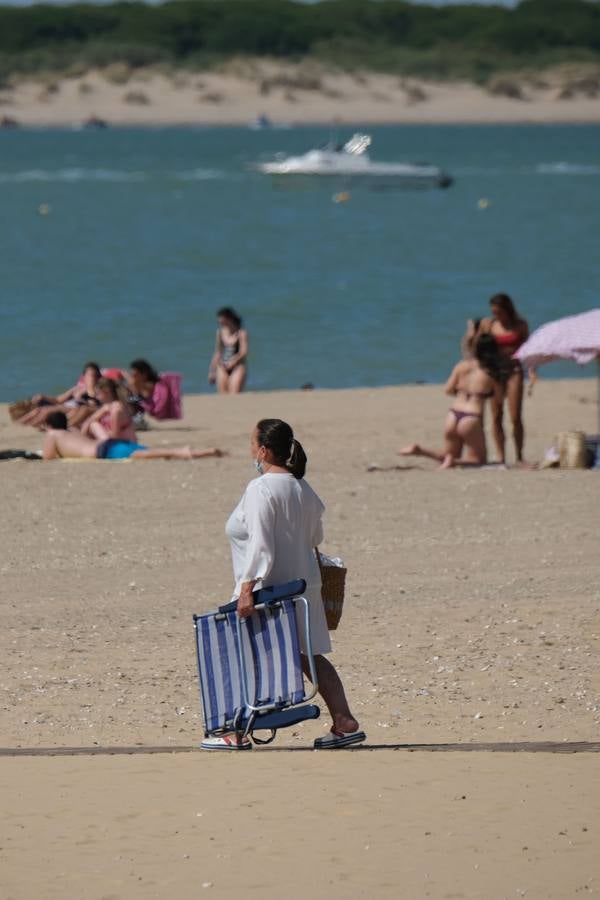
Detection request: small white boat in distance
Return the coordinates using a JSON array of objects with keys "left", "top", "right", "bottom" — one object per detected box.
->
[{"left": 252, "top": 133, "right": 453, "bottom": 188}]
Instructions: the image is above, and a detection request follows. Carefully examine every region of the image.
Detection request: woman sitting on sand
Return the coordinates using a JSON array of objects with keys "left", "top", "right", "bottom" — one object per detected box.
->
[
  {"left": 208, "top": 307, "right": 248, "bottom": 394},
  {"left": 81, "top": 377, "right": 137, "bottom": 443},
  {"left": 42, "top": 411, "right": 222, "bottom": 461},
  {"left": 12, "top": 362, "right": 102, "bottom": 429},
  {"left": 127, "top": 358, "right": 180, "bottom": 421},
  {"left": 399, "top": 334, "right": 509, "bottom": 469}
]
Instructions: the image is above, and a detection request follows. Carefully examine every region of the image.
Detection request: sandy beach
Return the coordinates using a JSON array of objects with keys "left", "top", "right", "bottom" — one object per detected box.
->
[
  {"left": 1, "top": 379, "right": 599, "bottom": 898},
  {"left": 3, "top": 61, "right": 600, "bottom": 126}
]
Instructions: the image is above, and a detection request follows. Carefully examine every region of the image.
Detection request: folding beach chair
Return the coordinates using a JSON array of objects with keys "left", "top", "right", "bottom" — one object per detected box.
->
[{"left": 193, "top": 579, "right": 320, "bottom": 745}]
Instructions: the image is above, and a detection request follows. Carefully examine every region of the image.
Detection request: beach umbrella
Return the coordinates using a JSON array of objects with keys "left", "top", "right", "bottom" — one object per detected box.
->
[{"left": 514, "top": 308, "right": 600, "bottom": 432}]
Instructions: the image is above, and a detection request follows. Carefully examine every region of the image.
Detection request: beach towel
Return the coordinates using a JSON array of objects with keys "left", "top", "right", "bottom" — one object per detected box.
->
[{"left": 140, "top": 372, "right": 182, "bottom": 420}]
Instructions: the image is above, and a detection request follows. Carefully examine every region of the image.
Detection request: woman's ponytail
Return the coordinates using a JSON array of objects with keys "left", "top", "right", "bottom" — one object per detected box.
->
[{"left": 286, "top": 438, "right": 307, "bottom": 480}]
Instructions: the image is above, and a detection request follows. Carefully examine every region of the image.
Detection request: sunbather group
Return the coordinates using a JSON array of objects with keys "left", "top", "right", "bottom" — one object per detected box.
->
[{"left": 9, "top": 359, "right": 222, "bottom": 462}]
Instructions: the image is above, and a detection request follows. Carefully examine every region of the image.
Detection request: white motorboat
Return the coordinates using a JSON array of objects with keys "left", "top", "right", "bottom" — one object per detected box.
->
[{"left": 252, "top": 133, "right": 453, "bottom": 188}]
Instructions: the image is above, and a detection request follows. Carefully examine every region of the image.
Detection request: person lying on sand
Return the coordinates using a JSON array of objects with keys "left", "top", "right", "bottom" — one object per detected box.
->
[
  {"left": 42, "top": 412, "right": 223, "bottom": 461},
  {"left": 399, "top": 335, "right": 509, "bottom": 469},
  {"left": 12, "top": 362, "right": 103, "bottom": 429}
]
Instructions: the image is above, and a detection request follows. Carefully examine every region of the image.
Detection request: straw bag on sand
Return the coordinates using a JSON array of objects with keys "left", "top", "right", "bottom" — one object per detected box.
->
[
  {"left": 557, "top": 431, "right": 587, "bottom": 468},
  {"left": 315, "top": 547, "right": 346, "bottom": 631}
]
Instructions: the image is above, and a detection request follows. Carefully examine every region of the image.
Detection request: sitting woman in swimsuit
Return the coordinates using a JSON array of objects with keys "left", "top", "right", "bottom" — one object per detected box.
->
[
  {"left": 399, "top": 335, "right": 509, "bottom": 469},
  {"left": 42, "top": 411, "right": 223, "bottom": 461},
  {"left": 471, "top": 293, "right": 534, "bottom": 465},
  {"left": 208, "top": 307, "right": 248, "bottom": 394},
  {"left": 80, "top": 377, "right": 137, "bottom": 443},
  {"left": 14, "top": 362, "right": 102, "bottom": 429}
]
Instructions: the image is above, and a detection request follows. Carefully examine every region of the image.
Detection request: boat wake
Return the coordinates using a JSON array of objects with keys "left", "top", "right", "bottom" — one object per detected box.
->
[
  {"left": 537, "top": 162, "right": 600, "bottom": 175},
  {"left": 0, "top": 167, "right": 226, "bottom": 183}
]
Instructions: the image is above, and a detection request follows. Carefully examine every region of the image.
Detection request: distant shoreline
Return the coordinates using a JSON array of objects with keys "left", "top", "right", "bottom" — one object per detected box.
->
[{"left": 3, "top": 65, "right": 600, "bottom": 128}]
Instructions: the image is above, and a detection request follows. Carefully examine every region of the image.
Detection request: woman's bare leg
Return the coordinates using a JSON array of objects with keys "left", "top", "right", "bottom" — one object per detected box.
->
[
  {"left": 440, "top": 415, "right": 491, "bottom": 469},
  {"left": 67, "top": 405, "right": 95, "bottom": 430},
  {"left": 441, "top": 412, "right": 465, "bottom": 466},
  {"left": 19, "top": 404, "right": 61, "bottom": 427},
  {"left": 399, "top": 443, "right": 446, "bottom": 462},
  {"left": 227, "top": 364, "right": 246, "bottom": 394},
  {"left": 506, "top": 368, "right": 525, "bottom": 462},
  {"left": 400, "top": 412, "right": 463, "bottom": 466},
  {"left": 88, "top": 421, "right": 109, "bottom": 441},
  {"left": 458, "top": 417, "right": 487, "bottom": 465},
  {"left": 301, "top": 654, "right": 359, "bottom": 734},
  {"left": 131, "top": 446, "right": 223, "bottom": 460},
  {"left": 490, "top": 390, "right": 506, "bottom": 464},
  {"left": 216, "top": 366, "right": 229, "bottom": 394}
]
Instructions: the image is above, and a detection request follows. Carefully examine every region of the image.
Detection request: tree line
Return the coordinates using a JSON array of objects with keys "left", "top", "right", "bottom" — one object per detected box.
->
[{"left": 0, "top": 0, "right": 599, "bottom": 80}]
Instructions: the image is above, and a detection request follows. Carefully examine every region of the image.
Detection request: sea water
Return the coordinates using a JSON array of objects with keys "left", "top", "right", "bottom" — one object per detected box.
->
[{"left": 1, "top": 124, "right": 599, "bottom": 399}]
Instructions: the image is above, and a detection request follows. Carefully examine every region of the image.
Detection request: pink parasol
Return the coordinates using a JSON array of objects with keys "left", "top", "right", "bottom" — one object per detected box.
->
[{"left": 514, "top": 308, "right": 600, "bottom": 431}]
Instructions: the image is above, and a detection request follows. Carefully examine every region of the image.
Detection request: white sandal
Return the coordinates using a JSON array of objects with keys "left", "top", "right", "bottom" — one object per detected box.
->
[{"left": 201, "top": 734, "right": 252, "bottom": 751}]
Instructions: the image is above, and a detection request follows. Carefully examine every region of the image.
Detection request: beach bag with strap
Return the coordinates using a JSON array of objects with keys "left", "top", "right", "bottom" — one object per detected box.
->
[{"left": 315, "top": 547, "right": 346, "bottom": 631}]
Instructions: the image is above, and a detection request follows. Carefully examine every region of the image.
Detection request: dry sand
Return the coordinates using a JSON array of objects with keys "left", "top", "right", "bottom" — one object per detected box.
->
[
  {"left": 2, "top": 61, "right": 600, "bottom": 126},
  {"left": 1, "top": 379, "right": 599, "bottom": 898}
]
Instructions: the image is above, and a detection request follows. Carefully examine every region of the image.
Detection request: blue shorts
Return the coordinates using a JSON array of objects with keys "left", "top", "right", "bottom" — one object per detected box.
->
[{"left": 96, "top": 439, "right": 148, "bottom": 460}]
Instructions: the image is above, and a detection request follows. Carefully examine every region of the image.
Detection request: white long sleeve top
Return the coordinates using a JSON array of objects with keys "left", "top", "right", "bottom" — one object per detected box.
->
[{"left": 225, "top": 472, "right": 324, "bottom": 600}]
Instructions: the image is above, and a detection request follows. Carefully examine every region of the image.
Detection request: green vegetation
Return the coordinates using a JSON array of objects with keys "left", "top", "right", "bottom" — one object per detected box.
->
[{"left": 0, "top": 0, "right": 599, "bottom": 84}]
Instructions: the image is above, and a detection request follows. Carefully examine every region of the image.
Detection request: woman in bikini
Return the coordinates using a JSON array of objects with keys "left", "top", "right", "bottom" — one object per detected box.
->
[
  {"left": 475, "top": 293, "right": 533, "bottom": 465},
  {"left": 14, "top": 362, "right": 102, "bottom": 429},
  {"left": 208, "top": 307, "right": 248, "bottom": 394},
  {"left": 399, "top": 334, "right": 508, "bottom": 469},
  {"left": 80, "top": 377, "right": 137, "bottom": 443}
]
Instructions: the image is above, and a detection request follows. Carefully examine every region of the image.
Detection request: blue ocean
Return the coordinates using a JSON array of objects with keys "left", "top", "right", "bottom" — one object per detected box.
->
[{"left": 1, "top": 124, "right": 599, "bottom": 399}]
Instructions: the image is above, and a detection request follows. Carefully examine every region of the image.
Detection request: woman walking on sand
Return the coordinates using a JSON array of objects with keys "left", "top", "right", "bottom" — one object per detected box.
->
[
  {"left": 208, "top": 307, "right": 248, "bottom": 394},
  {"left": 201, "top": 418, "right": 365, "bottom": 750},
  {"left": 470, "top": 293, "right": 533, "bottom": 465},
  {"left": 399, "top": 334, "right": 508, "bottom": 468}
]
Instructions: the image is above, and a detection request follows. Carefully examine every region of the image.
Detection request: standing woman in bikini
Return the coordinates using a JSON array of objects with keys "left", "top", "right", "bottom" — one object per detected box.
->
[
  {"left": 208, "top": 307, "right": 248, "bottom": 394},
  {"left": 399, "top": 335, "right": 507, "bottom": 468},
  {"left": 477, "top": 293, "right": 532, "bottom": 465}
]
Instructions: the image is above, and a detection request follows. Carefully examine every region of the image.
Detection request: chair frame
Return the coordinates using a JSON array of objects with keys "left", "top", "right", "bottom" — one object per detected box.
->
[{"left": 193, "top": 580, "right": 320, "bottom": 743}]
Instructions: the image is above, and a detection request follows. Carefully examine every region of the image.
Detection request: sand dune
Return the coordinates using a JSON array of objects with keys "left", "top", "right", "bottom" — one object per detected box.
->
[{"left": 3, "top": 62, "right": 600, "bottom": 126}]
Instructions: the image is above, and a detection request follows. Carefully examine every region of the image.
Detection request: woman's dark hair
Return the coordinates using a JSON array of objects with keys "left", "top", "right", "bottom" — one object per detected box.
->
[
  {"left": 489, "top": 293, "right": 519, "bottom": 326},
  {"left": 256, "top": 418, "right": 307, "bottom": 479},
  {"left": 47, "top": 410, "right": 68, "bottom": 430},
  {"left": 475, "top": 334, "right": 510, "bottom": 385},
  {"left": 83, "top": 361, "right": 101, "bottom": 377},
  {"left": 130, "top": 358, "right": 159, "bottom": 384},
  {"left": 217, "top": 307, "right": 242, "bottom": 330}
]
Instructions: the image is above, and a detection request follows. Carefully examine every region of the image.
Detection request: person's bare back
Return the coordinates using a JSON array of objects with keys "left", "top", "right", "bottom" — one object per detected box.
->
[{"left": 42, "top": 429, "right": 98, "bottom": 460}]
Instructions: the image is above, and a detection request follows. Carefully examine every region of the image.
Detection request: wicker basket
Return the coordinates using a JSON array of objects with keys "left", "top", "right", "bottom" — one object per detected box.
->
[
  {"left": 557, "top": 431, "right": 587, "bottom": 469},
  {"left": 315, "top": 547, "right": 346, "bottom": 631}
]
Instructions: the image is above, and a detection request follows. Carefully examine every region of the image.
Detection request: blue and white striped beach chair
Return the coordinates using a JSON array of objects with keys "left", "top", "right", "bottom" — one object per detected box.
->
[{"left": 193, "top": 579, "right": 320, "bottom": 746}]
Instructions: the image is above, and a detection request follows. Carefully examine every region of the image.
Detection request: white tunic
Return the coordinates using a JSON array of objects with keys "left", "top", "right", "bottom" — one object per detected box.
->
[{"left": 225, "top": 472, "right": 331, "bottom": 656}]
